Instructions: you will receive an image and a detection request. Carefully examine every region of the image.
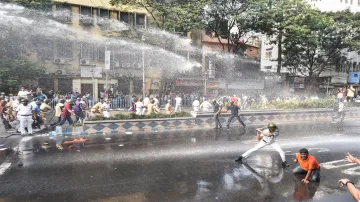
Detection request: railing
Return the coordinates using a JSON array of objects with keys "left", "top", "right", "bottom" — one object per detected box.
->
[{"left": 48, "top": 96, "right": 201, "bottom": 109}]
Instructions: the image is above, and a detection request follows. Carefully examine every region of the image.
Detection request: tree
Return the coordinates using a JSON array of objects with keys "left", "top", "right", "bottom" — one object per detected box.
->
[
  {"left": 253, "top": 0, "right": 312, "bottom": 74},
  {"left": 0, "top": 59, "right": 45, "bottom": 93},
  {"left": 4, "top": 0, "right": 53, "bottom": 10},
  {"left": 202, "top": 0, "right": 257, "bottom": 53},
  {"left": 110, "top": 0, "right": 208, "bottom": 33},
  {"left": 282, "top": 9, "right": 359, "bottom": 78}
]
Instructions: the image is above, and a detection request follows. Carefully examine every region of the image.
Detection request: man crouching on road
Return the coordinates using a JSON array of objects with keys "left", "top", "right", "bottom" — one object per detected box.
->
[{"left": 293, "top": 148, "right": 320, "bottom": 183}]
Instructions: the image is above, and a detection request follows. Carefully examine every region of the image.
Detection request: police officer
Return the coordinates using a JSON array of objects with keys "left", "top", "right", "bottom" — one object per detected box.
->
[
  {"left": 15, "top": 99, "right": 35, "bottom": 136},
  {"left": 226, "top": 101, "right": 246, "bottom": 130},
  {"left": 213, "top": 99, "right": 222, "bottom": 129},
  {"left": 235, "top": 123, "right": 290, "bottom": 168}
]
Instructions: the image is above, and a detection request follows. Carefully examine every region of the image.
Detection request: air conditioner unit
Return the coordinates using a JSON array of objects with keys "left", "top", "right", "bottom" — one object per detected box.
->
[
  {"left": 113, "top": 61, "right": 120, "bottom": 68},
  {"left": 122, "top": 63, "right": 131, "bottom": 68},
  {"left": 54, "top": 58, "right": 69, "bottom": 64},
  {"left": 133, "top": 63, "right": 141, "bottom": 69},
  {"left": 80, "top": 59, "right": 92, "bottom": 66},
  {"left": 55, "top": 69, "right": 66, "bottom": 75}
]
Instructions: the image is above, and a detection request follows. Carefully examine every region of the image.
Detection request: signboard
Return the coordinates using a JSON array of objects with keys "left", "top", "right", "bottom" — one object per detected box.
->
[
  {"left": 81, "top": 66, "right": 102, "bottom": 78},
  {"left": 289, "top": 77, "right": 305, "bottom": 89},
  {"left": 207, "top": 82, "right": 219, "bottom": 89},
  {"left": 105, "top": 51, "right": 111, "bottom": 70},
  {"left": 331, "top": 76, "right": 348, "bottom": 84},
  {"left": 349, "top": 72, "right": 360, "bottom": 84},
  {"left": 176, "top": 79, "right": 202, "bottom": 87}
]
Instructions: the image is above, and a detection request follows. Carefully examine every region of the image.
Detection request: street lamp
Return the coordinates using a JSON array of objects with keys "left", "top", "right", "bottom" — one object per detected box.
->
[
  {"left": 142, "top": 34, "right": 145, "bottom": 99},
  {"left": 204, "top": 72, "right": 208, "bottom": 97}
]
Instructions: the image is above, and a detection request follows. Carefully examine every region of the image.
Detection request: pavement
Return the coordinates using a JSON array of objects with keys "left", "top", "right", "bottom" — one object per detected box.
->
[{"left": 0, "top": 120, "right": 359, "bottom": 201}]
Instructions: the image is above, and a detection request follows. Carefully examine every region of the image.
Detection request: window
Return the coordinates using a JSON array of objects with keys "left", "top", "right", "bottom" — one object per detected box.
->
[
  {"left": 120, "top": 12, "right": 129, "bottom": 24},
  {"left": 98, "top": 9, "right": 109, "bottom": 19},
  {"left": 96, "top": 45, "right": 105, "bottom": 62},
  {"left": 265, "top": 50, "right": 272, "bottom": 59},
  {"left": 136, "top": 14, "right": 145, "bottom": 28},
  {"left": 57, "top": 41, "right": 72, "bottom": 59},
  {"left": 81, "top": 43, "right": 93, "bottom": 59},
  {"left": 80, "top": 6, "right": 93, "bottom": 25},
  {"left": 98, "top": 9, "right": 109, "bottom": 26},
  {"left": 55, "top": 3, "right": 72, "bottom": 23},
  {"left": 264, "top": 66, "right": 272, "bottom": 69}
]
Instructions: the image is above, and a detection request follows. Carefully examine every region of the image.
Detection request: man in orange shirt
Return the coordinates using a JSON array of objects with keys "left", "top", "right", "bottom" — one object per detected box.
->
[{"left": 293, "top": 148, "right": 320, "bottom": 183}]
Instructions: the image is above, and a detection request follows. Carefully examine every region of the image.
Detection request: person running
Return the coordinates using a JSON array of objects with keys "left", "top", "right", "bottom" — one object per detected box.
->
[
  {"left": 58, "top": 100, "right": 75, "bottom": 125},
  {"left": 235, "top": 123, "right": 289, "bottom": 167},
  {"left": 293, "top": 148, "right": 320, "bottom": 183},
  {"left": 51, "top": 99, "right": 65, "bottom": 126},
  {"left": 213, "top": 99, "right": 222, "bottom": 129},
  {"left": 226, "top": 101, "right": 245, "bottom": 130}
]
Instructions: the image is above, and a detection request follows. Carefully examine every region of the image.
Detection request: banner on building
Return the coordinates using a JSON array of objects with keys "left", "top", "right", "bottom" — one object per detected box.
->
[
  {"left": 349, "top": 72, "right": 360, "bottom": 84},
  {"left": 81, "top": 66, "right": 102, "bottom": 78},
  {"left": 105, "top": 51, "right": 111, "bottom": 70},
  {"left": 176, "top": 79, "right": 202, "bottom": 86}
]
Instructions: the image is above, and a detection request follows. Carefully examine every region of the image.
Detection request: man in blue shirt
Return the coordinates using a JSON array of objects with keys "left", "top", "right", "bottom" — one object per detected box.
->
[
  {"left": 226, "top": 101, "right": 246, "bottom": 130},
  {"left": 73, "top": 97, "right": 85, "bottom": 123},
  {"left": 32, "top": 100, "right": 43, "bottom": 129}
]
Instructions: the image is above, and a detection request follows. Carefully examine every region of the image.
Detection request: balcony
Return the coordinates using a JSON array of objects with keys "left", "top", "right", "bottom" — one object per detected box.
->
[
  {"left": 54, "top": 11, "right": 72, "bottom": 24},
  {"left": 80, "top": 15, "right": 93, "bottom": 26}
]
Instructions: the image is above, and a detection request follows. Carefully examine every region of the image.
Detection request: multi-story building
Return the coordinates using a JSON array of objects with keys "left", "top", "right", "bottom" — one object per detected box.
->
[
  {"left": 36, "top": 0, "right": 150, "bottom": 99},
  {"left": 199, "top": 31, "right": 263, "bottom": 96}
]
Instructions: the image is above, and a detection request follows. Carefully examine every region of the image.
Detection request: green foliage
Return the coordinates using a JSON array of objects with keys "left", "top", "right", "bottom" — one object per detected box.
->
[
  {"left": 251, "top": 99, "right": 336, "bottom": 110},
  {"left": 203, "top": 0, "right": 257, "bottom": 53},
  {"left": 283, "top": 9, "right": 353, "bottom": 77},
  {"left": 87, "top": 111, "right": 192, "bottom": 121},
  {"left": 0, "top": 58, "right": 45, "bottom": 93}
]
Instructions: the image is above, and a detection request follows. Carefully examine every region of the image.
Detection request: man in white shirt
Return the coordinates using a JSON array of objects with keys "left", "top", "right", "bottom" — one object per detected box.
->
[
  {"left": 102, "top": 99, "right": 111, "bottom": 118},
  {"left": 200, "top": 100, "right": 213, "bottom": 113},
  {"left": 192, "top": 98, "right": 200, "bottom": 112},
  {"left": 142, "top": 95, "right": 150, "bottom": 115},
  {"left": 15, "top": 99, "right": 35, "bottom": 136},
  {"left": 175, "top": 95, "right": 182, "bottom": 112},
  {"left": 17, "top": 86, "right": 31, "bottom": 98},
  {"left": 135, "top": 99, "right": 144, "bottom": 115}
]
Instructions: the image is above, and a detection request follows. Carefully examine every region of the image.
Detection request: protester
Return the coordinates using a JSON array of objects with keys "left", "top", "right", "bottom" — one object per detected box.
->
[
  {"left": 192, "top": 98, "right": 200, "bottom": 112},
  {"left": 147, "top": 100, "right": 156, "bottom": 115},
  {"left": 40, "top": 99, "right": 52, "bottom": 123},
  {"left": 165, "top": 100, "right": 173, "bottom": 115},
  {"left": 73, "top": 97, "right": 85, "bottom": 123},
  {"left": 213, "top": 99, "right": 222, "bottom": 129},
  {"left": 337, "top": 88, "right": 345, "bottom": 102},
  {"left": 58, "top": 100, "right": 75, "bottom": 125},
  {"left": 135, "top": 98, "right": 144, "bottom": 115},
  {"left": 91, "top": 101, "right": 103, "bottom": 117},
  {"left": 226, "top": 101, "right": 246, "bottom": 130},
  {"left": 293, "top": 148, "right": 320, "bottom": 183},
  {"left": 347, "top": 85, "right": 355, "bottom": 103},
  {"left": 51, "top": 99, "right": 65, "bottom": 126},
  {"left": 175, "top": 95, "right": 182, "bottom": 112},
  {"left": 102, "top": 99, "right": 111, "bottom": 118}
]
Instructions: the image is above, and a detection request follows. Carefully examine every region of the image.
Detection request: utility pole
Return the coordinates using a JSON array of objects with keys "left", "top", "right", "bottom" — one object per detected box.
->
[{"left": 142, "top": 35, "right": 145, "bottom": 99}]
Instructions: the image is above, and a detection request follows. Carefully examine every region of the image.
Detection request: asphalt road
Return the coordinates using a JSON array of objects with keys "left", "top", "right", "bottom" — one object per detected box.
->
[{"left": 0, "top": 120, "right": 360, "bottom": 202}]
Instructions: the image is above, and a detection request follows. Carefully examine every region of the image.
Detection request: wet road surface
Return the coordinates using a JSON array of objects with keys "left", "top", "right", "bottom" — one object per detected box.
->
[{"left": 0, "top": 121, "right": 360, "bottom": 202}]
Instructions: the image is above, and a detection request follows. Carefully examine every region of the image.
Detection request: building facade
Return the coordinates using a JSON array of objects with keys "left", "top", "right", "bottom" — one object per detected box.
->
[{"left": 34, "top": 0, "right": 150, "bottom": 99}]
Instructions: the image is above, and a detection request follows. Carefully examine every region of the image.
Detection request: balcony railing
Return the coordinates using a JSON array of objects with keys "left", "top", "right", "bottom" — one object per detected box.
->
[{"left": 80, "top": 15, "right": 93, "bottom": 26}]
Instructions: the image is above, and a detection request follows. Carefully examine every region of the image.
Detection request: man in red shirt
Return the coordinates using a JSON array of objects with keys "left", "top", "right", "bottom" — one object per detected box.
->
[
  {"left": 293, "top": 148, "right": 320, "bottom": 183},
  {"left": 59, "top": 100, "right": 75, "bottom": 125}
]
